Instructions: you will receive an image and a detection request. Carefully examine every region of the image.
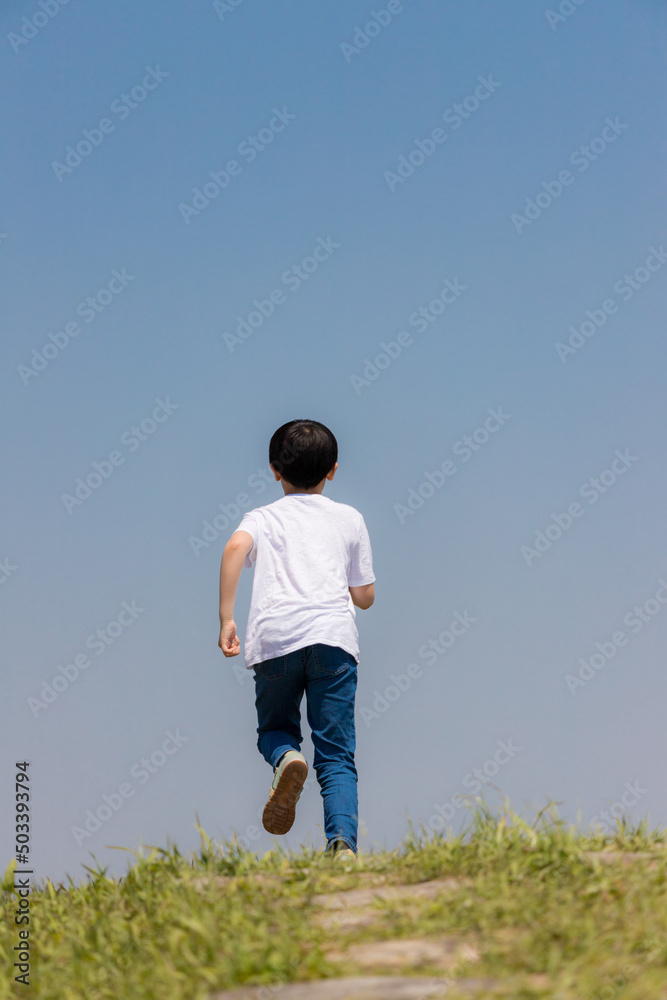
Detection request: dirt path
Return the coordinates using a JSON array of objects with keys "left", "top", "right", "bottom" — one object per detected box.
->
[
  {"left": 212, "top": 875, "right": 488, "bottom": 999},
  {"left": 212, "top": 974, "right": 493, "bottom": 999}
]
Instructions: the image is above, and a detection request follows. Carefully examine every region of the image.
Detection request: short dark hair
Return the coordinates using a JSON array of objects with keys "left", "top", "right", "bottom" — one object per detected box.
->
[{"left": 269, "top": 419, "right": 338, "bottom": 490}]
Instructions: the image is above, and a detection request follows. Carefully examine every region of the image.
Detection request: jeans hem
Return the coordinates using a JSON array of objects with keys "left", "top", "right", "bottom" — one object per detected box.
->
[
  {"left": 268, "top": 744, "right": 299, "bottom": 770},
  {"left": 326, "top": 836, "right": 356, "bottom": 854}
]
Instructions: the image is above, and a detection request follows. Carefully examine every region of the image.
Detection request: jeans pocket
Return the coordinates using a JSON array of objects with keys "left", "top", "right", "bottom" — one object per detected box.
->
[
  {"left": 254, "top": 655, "right": 287, "bottom": 680},
  {"left": 312, "top": 644, "right": 353, "bottom": 677}
]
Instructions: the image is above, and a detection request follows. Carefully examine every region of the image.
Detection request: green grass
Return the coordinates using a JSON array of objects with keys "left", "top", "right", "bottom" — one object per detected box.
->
[{"left": 2, "top": 802, "right": 666, "bottom": 999}]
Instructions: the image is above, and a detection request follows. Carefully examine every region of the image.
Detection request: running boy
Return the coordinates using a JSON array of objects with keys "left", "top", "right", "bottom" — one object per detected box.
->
[{"left": 218, "top": 419, "right": 375, "bottom": 858}]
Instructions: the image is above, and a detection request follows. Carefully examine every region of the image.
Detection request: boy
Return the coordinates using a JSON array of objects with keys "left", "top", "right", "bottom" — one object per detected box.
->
[{"left": 218, "top": 419, "right": 375, "bottom": 859}]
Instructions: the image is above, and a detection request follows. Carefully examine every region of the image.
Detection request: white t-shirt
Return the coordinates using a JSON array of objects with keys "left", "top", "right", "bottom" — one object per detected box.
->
[{"left": 234, "top": 493, "right": 375, "bottom": 668}]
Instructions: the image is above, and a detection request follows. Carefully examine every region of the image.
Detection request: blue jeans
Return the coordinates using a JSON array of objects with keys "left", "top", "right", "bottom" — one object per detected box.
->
[{"left": 253, "top": 643, "right": 358, "bottom": 853}]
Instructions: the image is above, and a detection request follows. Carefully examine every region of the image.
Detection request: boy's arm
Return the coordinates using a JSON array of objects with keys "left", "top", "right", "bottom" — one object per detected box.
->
[
  {"left": 349, "top": 583, "right": 375, "bottom": 609},
  {"left": 348, "top": 515, "right": 374, "bottom": 610},
  {"left": 218, "top": 531, "right": 254, "bottom": 657}
]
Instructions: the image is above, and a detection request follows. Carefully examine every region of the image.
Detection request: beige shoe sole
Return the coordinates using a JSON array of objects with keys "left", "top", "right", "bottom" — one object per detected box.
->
[{"left": 262, "top": 758, "right": 308, "bottom": 835}]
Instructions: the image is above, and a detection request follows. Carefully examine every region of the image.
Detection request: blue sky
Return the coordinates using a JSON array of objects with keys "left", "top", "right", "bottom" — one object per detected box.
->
[{"left": 1, "top": 0, "right": 666, "bottom": 884}]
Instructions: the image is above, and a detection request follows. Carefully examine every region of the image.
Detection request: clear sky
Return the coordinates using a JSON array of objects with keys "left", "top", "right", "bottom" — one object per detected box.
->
[{"left": 2, "top": 0, "right": 666, "bottom": 885}]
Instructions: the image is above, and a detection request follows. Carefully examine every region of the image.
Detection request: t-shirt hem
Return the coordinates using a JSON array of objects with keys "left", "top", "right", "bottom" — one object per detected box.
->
[{"left": 244, "top": 637, "right": 360, "bottom": 669}]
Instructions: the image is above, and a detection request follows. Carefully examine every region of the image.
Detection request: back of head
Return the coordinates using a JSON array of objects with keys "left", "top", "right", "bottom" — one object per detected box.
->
[{"left": 269, "top": 419, "right": 338, "bottom": 490}]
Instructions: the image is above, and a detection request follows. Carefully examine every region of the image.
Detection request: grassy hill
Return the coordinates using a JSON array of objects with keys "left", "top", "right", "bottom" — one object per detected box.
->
[{"left": 2, "top": 803, "right": 666, "bottom": 999}]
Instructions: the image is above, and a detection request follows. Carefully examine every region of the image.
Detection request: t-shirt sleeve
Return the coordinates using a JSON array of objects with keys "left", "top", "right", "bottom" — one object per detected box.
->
[
  {"left": 347, "top": 514, "right": 375, "bottom": 587},
  {"left": 234, "top": 512, "right": 258, "bottom": 568}
]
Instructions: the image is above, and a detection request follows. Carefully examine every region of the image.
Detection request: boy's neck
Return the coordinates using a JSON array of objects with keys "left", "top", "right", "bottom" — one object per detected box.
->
[{"left": 281, "top": 484, "right": 326, "bottom": 496}]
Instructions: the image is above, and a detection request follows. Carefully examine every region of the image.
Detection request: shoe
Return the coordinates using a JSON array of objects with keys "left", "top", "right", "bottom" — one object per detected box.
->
[
  {"left": 335, "top": 848, "right": 357, "bottom": 862},
  {"left": 262, "top": 751, "right": 308, "bottom": 835},
  {"left": 327, "top": 839, "right": 357, "bottom": 862}
]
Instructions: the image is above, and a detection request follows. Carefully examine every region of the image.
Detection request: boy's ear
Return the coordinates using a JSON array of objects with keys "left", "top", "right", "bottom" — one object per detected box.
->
[{"left": 326, "top": 462, "right": 338, "bottom": 480}]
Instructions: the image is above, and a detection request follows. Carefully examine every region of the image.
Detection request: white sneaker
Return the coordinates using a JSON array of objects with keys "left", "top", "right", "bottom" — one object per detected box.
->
[
  {"left": 335, "top": 848, "right": 357, "bottom": 862},
  {"left": 328, "top": 839, "right": 358, "bottom": 862}
]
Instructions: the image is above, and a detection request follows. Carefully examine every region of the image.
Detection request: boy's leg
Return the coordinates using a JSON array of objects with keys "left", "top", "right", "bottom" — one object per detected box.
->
[
  {"left": 305, "top": 644, "right": 359, "bottom": 854},
  {"left": 253, "top": 647, "right": 306, "bottom": 768}
]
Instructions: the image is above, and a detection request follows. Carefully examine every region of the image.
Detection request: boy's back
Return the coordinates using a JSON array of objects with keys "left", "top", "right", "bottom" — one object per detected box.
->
[
  {"left": 218, "top": 417, "right": 374, "bottom": 857},
  {"left": 237, "top": 493, "right": 374, "bottom": 669}
]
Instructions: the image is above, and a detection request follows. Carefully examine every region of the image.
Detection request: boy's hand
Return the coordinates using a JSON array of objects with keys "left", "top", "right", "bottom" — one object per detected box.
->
[{"left": 219, "top": 620, "right": 241, "bottom": 657}]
